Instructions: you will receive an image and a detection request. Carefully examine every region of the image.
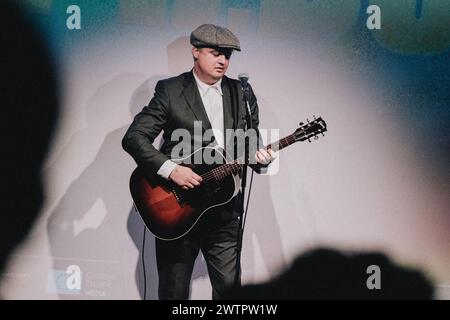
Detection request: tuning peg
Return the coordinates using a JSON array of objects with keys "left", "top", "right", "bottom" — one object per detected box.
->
[
  {"left": 299, "top": 122, "right": 304, "bottom": 126},
  {"left": 322, "top": 132, "right": 325, "bottom": 136},
  {"left": 313, "top": 115, "right": 317, "bottom": 119},
  {"left": 307, "top": 138, "right": 311, "bottom": 143},
  {"left": 306, "top": 118, "right": 310, "bottom": 123},
  {"left": 314, "top": 135, "right": 319, "bottom": 140}
]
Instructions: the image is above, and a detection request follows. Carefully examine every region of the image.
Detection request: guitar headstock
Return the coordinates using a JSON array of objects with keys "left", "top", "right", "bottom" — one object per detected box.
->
[{"left": 293, "top": 116, "right": 327, "bottom": 142}]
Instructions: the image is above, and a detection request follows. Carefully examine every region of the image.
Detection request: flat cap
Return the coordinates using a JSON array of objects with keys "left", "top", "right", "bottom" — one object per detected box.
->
[{"left": 190, "top": 24, "right": 241, "bottom": 51}]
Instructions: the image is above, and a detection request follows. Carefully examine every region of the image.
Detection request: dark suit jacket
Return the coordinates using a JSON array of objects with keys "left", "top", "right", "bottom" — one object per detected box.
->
[{"left": 122, "top": 71, "right": 265, "bottom": 219}]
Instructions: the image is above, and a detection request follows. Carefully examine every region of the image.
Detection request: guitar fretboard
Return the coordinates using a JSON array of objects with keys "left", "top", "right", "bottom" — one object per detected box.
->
[
  {"left": 201, "top": 133, "right": 297, "bottom": 182},
  {"left": 266, "top": 134, "right": 296, "bottom": 152}
]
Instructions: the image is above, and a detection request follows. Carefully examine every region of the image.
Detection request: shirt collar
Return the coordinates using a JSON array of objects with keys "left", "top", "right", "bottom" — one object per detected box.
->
[{"left": 192, "top": 70, "right": 223, "bottom": 97}]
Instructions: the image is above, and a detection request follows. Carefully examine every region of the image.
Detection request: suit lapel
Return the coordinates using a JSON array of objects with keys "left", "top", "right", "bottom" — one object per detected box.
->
[
  {"left": 222, "top": 79, "right": 234, "bottom": 131},
  {"left": 182, "top": 72, "right": 212, "bottom": 131},
  {"left": 222, "top": 77, "right": 235, "bottom": 150}
]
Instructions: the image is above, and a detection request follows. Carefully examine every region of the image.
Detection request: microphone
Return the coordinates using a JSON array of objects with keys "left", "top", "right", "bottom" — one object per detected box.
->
[
  {"left": 238, "top": 73, "right": 252, "bottom": 125},
  {"left": 238, "top": 73, "right": 249, "bottom": 89}
]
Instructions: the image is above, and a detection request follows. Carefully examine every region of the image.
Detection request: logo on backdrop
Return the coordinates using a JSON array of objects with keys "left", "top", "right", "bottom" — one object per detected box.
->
[{"left": 47, "top": 265, "right": 82, "bottom": 295}]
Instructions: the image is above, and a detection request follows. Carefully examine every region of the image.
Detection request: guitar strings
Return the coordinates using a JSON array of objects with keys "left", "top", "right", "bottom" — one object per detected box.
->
[{"left": 199, "top": 135, "right": 296, "bottom": 182}]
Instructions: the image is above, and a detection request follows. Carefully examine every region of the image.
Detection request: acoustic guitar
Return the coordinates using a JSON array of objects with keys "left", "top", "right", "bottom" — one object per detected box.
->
[{"left": 130, "top": 117, "right": 327, "bottom": 240}]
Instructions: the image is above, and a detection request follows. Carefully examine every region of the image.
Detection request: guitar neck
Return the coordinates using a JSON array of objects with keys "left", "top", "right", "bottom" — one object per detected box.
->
[
  {"left": 201, "top": 134, "right": 297, "bottom": 181},
  {"left": 265, "top": 133, "right": 296, "bottom": 152},
  {"left": 200, "top": 117, "right": 327, "bottom": 182}
]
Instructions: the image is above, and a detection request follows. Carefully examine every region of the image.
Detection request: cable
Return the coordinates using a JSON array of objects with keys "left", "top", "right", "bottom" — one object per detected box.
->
[
  {"left": 241, "top": 169, "right": 255, "bottom": 232},
  {"left": 141, "top": 222, "right": 147, "bottom": 300},
  {"left": 233, "top": 166, "right": 254, "bottom": 286}
]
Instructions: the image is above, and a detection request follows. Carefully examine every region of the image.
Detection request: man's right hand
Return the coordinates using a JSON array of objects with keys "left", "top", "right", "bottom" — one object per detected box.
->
[{"left": 169, "top": 165, "right": 203, "bottom": 190}]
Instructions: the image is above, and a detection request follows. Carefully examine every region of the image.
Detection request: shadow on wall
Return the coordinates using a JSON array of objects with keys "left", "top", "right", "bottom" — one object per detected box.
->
[
  {"left": 239, "top": 95, "right": 288, "bottom": 281},
  {"left": 44, "top": 35, "right": 202, "bottom": 300},
  {"left": 45, "top": 73, "right": 150, "bottom": 299},
  {"left": 223, "top": 248, "right": 434, "bottom": 300},
  {"left": 0, "top": 0, "right": 59, "bottom": 281},
  {"left": 44, "top": 33, "right": 290, "bottom": 300}
]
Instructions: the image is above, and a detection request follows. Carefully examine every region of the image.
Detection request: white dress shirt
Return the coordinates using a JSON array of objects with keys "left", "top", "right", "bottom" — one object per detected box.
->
[{"left": 157, "top": 71, "right": 225, "bottom": 179}]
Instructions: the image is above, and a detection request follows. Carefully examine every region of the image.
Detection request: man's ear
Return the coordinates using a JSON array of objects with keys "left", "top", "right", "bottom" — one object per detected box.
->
[{"left": 192, "top": 47, "right": 200, "bottom": 60}]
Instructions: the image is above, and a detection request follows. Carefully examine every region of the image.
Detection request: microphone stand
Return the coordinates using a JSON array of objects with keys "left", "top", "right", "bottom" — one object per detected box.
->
[{"left": 234, "top": 82, "right": 252, "bottom": 287}]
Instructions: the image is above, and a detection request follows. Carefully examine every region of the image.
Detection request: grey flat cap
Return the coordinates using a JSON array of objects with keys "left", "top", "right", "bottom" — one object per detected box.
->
[{"left": 190, "top": 24, "right": 241, "bottom": 51}]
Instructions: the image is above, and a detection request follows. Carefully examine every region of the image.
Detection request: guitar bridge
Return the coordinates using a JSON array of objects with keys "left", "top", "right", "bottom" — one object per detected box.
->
[{"left": 172, "top": 187, "right": 184, "bottom": 205}]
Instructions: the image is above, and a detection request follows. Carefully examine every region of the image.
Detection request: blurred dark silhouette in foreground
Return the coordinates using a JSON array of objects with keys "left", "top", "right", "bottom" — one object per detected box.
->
[
  {"left": 0, "top": 0, "right": 59, "bottom": 275},
  {"left": 223, "top": 248, "right": 434, "bottom": 299}
]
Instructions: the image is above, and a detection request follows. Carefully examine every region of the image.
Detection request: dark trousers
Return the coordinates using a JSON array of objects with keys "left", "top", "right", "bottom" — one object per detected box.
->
[{"left": 155, "top": 214, "right": 240, "bottom": 300}]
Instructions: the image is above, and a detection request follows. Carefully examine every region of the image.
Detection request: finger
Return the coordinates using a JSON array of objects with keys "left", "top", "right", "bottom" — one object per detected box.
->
[
  {"left": 192, "top": 173, "right": 203, "bottom": 182},
  {"left": 261, "top": 150, "right": 273, "bottom": 162},
  {"left": 268, "top": 149, "right": 277, "bottom": 159},
  {"left": 182, "top": 186, "right": 189, "bottom": 190},
  {"left": 185, "top": 182, "right": 194, "bottom": 189},
  {"left": 190, "top": 178, "right": 200, "bottom": 186},
  {"left": 259, "top": 149, "right": 270, "bottom": 158},
  {"left": 256, "top": 152, "right": 268, "bottom": 165},
  {"left": 259, "top": 150, "right": 271, "bottom": 163}
]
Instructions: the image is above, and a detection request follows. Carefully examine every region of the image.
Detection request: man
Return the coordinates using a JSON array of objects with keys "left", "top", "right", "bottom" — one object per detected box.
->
[{"left": 122, "top": 24, "right": 273, "bottom": 300}]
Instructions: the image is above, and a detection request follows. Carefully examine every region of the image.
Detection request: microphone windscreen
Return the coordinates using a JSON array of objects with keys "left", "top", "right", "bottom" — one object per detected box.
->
[{"left": 238, "top": 73, "right": 249, "bottom": 81}]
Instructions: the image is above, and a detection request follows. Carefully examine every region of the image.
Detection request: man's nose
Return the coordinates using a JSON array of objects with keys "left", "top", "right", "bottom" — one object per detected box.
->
[{"left": 217, "top": 54, "right": 226, "bottom": 64}]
